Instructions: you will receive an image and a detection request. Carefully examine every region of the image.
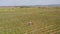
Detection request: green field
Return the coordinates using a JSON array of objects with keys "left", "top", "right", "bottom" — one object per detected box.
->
[{"left": 0, "top": 7, "right": 60, "bottom": 34}]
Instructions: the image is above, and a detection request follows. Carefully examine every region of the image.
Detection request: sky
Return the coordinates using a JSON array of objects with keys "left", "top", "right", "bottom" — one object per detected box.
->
[{"left": 0, "top": 0, "right": 60, "bottom": 6}]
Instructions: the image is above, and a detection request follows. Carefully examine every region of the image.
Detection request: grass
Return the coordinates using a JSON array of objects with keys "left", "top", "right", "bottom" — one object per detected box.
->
[{"left": 0, "top": 7, "right": 60, "bottom": 34}]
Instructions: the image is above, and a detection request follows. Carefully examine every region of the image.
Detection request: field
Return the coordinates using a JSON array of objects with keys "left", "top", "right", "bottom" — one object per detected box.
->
[{"left": 0, "top": 7, "right": 60, "bottom": 34}]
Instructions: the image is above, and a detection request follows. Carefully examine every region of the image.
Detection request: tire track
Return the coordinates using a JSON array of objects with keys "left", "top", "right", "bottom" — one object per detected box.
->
[
  {"left": 39, "top": 24, "right": 57, "bottom": 32},
  {"left": 28, "top": 24, "right": 59, "bottom": 34},
  {"left": 51, "top": 30, "right": 60, "bottom": 34},
  {"left": 46, "top": 27, "right": 60, "bottom": 33},
  {"left": 29, "top": 24, "right": 55, "bottom": 34}
]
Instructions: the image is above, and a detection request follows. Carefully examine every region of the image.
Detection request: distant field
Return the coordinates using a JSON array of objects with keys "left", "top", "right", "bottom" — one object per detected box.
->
[{"left": 0, "top": 7, "right": 60, "bottom": 34}]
